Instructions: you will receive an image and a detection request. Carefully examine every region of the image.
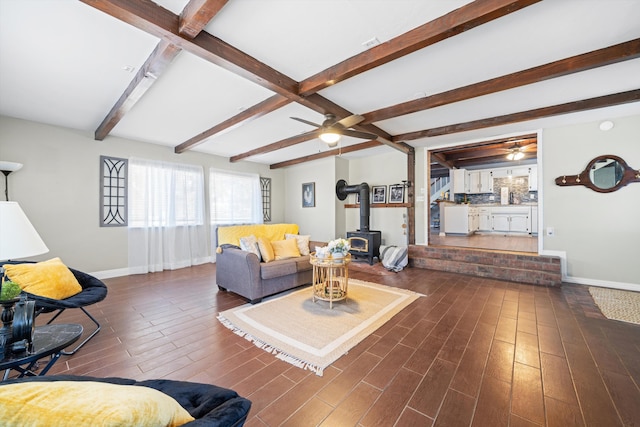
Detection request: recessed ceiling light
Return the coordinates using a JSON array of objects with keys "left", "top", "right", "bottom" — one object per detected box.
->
[{"left": 599, "top": 120, "right": 614, "bottom": 131}]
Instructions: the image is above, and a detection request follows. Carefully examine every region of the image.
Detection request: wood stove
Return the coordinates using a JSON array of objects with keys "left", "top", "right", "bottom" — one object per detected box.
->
[
  {"left": 336, "top": 180, "right": 382, "bottom": 265},
  {"left": 347, "top": 231, "right": 381, "bottom": 265}
]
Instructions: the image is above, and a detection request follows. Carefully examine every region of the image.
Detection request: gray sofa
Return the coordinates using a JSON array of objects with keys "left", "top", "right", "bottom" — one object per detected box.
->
[{"left": 215, "top": 245, "right": 315, "bottom": 303}]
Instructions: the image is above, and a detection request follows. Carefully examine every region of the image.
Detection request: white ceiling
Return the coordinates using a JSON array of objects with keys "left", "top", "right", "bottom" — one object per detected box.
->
[{"left": 1, "top": 0, "right": 639, "bottom": 167}]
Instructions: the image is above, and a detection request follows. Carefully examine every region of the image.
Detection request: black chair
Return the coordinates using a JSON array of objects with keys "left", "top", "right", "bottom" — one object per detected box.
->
[{"left": 3, "top": 262, "right": 108, "bottom": 355}]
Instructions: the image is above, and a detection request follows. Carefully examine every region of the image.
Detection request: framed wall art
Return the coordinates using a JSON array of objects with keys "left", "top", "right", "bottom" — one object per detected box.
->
[
  {"left": 302, "top": 182, "right": 315, "bottom": 207},
  {"left": 372, "top": 185, "right": 386, "bottom": 204},
  {"left": 389, "top": 184, "right": 405, "bottom": 203}
]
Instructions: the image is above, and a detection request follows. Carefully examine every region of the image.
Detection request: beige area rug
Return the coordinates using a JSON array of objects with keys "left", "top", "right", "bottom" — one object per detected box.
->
[
  {"left": 589, "top": 287, "right": 640, "bottom": 325},
  {"left": 217, "top": 280, "right": 422, "bottom": 376}
]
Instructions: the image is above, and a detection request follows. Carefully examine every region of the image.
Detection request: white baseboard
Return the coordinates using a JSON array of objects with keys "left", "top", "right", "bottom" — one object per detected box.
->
[
  {"left": 90, "top": 257, "right": 214, "bottom": 280},
  {"left": 562, "top": 276, "right": 640, "bottom": 292}
]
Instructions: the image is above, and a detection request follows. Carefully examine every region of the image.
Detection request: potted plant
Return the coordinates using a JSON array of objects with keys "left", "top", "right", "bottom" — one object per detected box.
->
[
  {"left": 0, "top": 280, "right": 21, "bottom": 302},
  {"left": 327, "top": 238, "right": 350, "bottom": 259}
]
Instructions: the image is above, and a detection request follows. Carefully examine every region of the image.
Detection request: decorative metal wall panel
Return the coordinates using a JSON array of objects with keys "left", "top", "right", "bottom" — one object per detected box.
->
[
  {"left": 100, "top": 156, "right": 128, "bottom": 226},
  {"left": 260, "top": 177, "right": 271, "bottom": 222}
]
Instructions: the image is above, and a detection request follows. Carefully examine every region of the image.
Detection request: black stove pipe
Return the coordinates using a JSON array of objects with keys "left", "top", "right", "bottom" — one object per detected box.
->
[{"left": 336, "top": 179, "right": 370, "bottom": 231}]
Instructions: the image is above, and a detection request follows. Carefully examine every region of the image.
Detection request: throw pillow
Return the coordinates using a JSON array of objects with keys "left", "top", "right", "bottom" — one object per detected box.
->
[
  {"left": 3, "top": 257, "right": 82, "bottom": 300},
  {"left": 239, "top": 235, "right": 261, "bottom": 260},
  {"left": 285, "top": 233, "right": 311, "bottom": 256},
  {"left": 0, "top": 381, "right": 195, "bottom": 427},
  {"left": 272, "top": 238, "right": 301, "bottom": 260},
  {"left": 256, "top": 237, "right": 275, "bottom": 263}
]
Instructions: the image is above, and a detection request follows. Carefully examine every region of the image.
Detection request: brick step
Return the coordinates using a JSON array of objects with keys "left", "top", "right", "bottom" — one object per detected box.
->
[{"left": 408, "top": 245, "right": 562, "bottom": 286}]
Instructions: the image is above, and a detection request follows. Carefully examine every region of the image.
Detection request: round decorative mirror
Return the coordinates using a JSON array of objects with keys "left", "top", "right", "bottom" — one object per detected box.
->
[
  {"left": 555, "top": 154, "right": 640, "bottom": 193},
  {"left": 588, "top": 157, "right": 624, "bottom": 190}
]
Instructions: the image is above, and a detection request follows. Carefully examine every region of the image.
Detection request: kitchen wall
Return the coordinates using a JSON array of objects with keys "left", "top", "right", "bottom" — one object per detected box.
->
[
  {"left": 456, "top": 177, "right": 537, "bottom": 204},
  {"left": 0, "top": 115, "right": 285, "bottom": 276}
]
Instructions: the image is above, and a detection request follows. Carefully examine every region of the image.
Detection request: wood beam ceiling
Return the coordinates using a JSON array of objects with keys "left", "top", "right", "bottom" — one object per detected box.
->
[
  {"left": 82, "top": 0, "right": 539, "bottom": 163},
  {"left": 395, "top": 89, "right": 640, "bottom": 141},
  {"left": 364, "top": 38, "right": 640, "bottom": 124},
  {"left": 298, "top": 0, "right": 542, "bottom": 96},
  {"left": 82, "top": 0, "right": 639, "bottom": 169}
]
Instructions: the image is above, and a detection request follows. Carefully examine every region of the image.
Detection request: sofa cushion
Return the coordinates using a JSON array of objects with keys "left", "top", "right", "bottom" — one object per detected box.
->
[
  {"left": 0, "top": 381, "right": 195, "bottom": 427},
  {"left": 272, "top": 238, "right": 300, "bottom": 260},
  {"left": 294, "top": 255, "right": 312, "bottom": 272},
  {"left": 285, "top": 233, "right": 310, "bottom": 256},
  {"left": 260, "top": 259, "right": 297, "bottom": 280},
  {"left": 257, "top": 237, "right": 275, "bottom": 263},
  {"left": 239, "top": 235, "right": 261, "bottom": 260}
]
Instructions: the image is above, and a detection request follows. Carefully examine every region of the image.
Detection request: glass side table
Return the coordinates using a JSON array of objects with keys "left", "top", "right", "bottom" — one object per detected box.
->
[
  {"left": 1, "top": 323, "right": 83, "bottom": 381},
  {"left": 310, "top": 253, "right": 351, "bottom": 309}
]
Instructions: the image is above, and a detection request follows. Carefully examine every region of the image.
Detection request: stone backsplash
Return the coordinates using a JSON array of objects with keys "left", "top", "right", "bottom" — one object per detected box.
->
[{"left": 455, "top": 176, "right": 537, "bottom": 204}]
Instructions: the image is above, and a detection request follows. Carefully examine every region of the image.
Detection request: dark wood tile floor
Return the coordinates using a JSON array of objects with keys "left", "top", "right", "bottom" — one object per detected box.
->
[{"left": 32, "top": 263, "right": 640, "bottom": 426}]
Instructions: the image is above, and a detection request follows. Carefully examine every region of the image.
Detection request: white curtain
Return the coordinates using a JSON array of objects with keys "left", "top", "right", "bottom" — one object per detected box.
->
[
  {"left": 128, "top": 158, "right": 209, "bottom": 274},
  {"left": 209, "top": 169, "right": 263, "bottom": 257}
]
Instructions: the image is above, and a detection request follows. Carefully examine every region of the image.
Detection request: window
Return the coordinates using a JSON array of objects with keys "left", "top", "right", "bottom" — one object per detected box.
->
[
  {"left": 209, "top": 169, "right": 262, "bottom": 225},
  {"left": 129, "top": 158, "right": 204, "bottom": 227}
]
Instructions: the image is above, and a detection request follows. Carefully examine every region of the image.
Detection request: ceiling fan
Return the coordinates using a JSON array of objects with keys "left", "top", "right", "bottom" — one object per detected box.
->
[
  {"left": 503, "top": 140, "right": 536, "bottom": 161},
  {"left": 290, "top": 114, "right": 378, "bottom": 147}
]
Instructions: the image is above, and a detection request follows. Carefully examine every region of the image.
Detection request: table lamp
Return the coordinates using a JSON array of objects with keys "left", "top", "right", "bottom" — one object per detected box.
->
[{"left": 0, "top": 201, "right": 48, "bottom": 356}]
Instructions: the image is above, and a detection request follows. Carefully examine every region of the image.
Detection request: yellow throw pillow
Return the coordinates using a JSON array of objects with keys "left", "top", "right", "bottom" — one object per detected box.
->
[
  {"left": 285, "top": 233, "right": 310, "bottom": 256},
  {"left": 4, "top": 258, "right": 82, "bottom": 300},
  {"left": 0, "top": 381, "right": 195, "bottom": 427},
  {"left": 272, "top": 238, "right": 301, "bottom": 260},
  {"left": 257, "top": 237, "right": 275, "bottom": 263}
]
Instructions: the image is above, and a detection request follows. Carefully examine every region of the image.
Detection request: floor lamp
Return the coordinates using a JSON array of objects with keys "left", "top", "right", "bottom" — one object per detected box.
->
[{"left": 0, "top": 161, "right": 23, "bottom": 201}]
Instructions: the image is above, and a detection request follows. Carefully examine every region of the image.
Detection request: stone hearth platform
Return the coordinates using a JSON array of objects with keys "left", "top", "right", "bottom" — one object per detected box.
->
[{"left": 409, "top": 245, "right": 562, "bottom": 286}]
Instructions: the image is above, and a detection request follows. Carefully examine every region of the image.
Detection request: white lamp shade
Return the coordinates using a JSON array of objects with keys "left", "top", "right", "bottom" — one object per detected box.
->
[{"left": 0, "top": 201, "right": 49, "bottom": 261}]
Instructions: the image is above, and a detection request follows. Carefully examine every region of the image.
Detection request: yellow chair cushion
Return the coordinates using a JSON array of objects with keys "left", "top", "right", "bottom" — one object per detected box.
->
[
  {"left": 4, "top": 257, "right": 82, "bottom": 300},
  {"left": 256, "top": 237, "right": 275, "bottom": 263},
  {"left": 272, "top": 238, "right": 301, "bottom": 260},
  {"left": 0, "top": 381, "right": 195, "bottom": 427},
  {"left": 217, "top": 224, "right": 299, "bottom": 246}
]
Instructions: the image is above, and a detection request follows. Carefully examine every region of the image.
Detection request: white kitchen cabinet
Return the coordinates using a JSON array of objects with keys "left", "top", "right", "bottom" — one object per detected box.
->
[
  {"left": 468, "top": 207, "right": 479, "bottom": 232},
  {"left": 478, "top": 208, "right": 492, "bottom": 231},
  {"left": 528, "top": 166, "right": 538, "bottom": 191},
  {"left": 466, "top": 170, "right": 493, "bottom": 193},
  {"left": 444, "top": 205, "right": 472, "bottom": 234},
  {"left": 452, "top": 169, "right": 466, "bottom": 194},
  {"left": 492, "top": 166, "right": 530, "bottom": 178},
  {"left": 466, "top": 171, "right": 479, "bottom": 193},
  {"left": 480, "top": 171, "right": 493, "bottom": 192},
  {"left": 491, "top": 206, "right": 530, "bottom": 233}
]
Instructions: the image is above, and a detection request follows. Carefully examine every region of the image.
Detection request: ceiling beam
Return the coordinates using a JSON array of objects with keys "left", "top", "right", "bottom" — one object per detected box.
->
[
  {"left": 394, "top": 89, "right": 640, "bottom": 141},
  {"left": 179, "top": 0, "right": 228, "bottom": 38},
  {"left": 230, "top": 133, "right": 320, "bottom": 163},
  {"left": 269, "top": 140, "right": 383, "bottom": 169},
  {"left": 298, "top": 0, "right": 541, "bottom": 96},
  {"left": 94, "top": 0, "right": 229, "bottom": 141},
  {"left": 430, "top": 152, "right": 455, "bottom": 170},
  {"left": 84, "top": 0, "right": 405, "bottom": 158},
  {"left": 94, "top": 40, "right": 181, "bottom": 140},
  {"left": 174, "top": 94, "right": 289, "bottom": 153},
  {"left": 81, "top": 0, "right": 300, "bottom": 97},
  {"left": 364, "top": 38, "right": 640, "bottom": 124}
]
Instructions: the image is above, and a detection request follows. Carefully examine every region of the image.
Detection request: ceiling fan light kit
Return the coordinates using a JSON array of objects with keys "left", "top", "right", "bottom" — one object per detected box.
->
[
  {"left": 319, "top": 131, "right": 341, "bottom": 146},
  {"left": 506, "top": 151, "right": 525, "bottom": 161}
]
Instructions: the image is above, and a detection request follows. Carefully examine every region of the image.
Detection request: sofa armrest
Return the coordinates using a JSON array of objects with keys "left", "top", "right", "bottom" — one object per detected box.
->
[{"left": 215, "top": 247, "right": 262, "bottom": 301}]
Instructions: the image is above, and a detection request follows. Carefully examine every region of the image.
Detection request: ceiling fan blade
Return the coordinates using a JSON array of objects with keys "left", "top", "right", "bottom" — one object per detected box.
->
[
  {"left": 336, "top": 114, "right": 364, "bottom": 129},
  {"left": 291, "top": 117, "right": 321, "bottom": 128},
  {"left": 342, "top": 129, "right": 378, "bottom": 140}
]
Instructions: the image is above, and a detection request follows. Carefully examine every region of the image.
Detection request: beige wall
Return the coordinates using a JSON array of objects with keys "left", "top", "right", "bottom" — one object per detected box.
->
[
  {"left": 541, "top": 115, "right": 640, "bottom": 289},
  {"left": 0, "top": 116, "right": 284, "bottom": 275}
]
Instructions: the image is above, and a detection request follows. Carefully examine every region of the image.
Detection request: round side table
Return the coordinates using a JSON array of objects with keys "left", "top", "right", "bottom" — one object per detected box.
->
[{"left": 310, "top": 253, "right": 351, "bottom": 309}]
